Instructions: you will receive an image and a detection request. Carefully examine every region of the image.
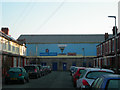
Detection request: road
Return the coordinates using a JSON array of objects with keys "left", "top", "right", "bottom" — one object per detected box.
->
[{"left": 2, "top": 71, "right": 75, "bottom": 89}]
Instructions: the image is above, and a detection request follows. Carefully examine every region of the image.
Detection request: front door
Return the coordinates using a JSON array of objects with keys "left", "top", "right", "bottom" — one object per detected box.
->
[{"left": 63, "top": 63, "right": 67, "bottom": 71}]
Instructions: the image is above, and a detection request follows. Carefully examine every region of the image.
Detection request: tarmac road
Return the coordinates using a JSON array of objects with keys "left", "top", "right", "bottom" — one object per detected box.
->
[{"left": 2, "top": 71, "right": 75, "bottom": 89}]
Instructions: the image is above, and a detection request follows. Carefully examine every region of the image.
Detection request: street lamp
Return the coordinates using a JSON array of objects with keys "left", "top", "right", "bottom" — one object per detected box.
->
[
  {"left": 108, "top": 16, "right": 118, "bottom": 73},
  {"left": 108, "top": 16, "right": 117, "bottom": 35}
]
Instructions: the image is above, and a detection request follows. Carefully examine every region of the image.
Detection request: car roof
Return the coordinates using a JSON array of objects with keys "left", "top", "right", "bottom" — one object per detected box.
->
[
  {"left": 102, "top": 74, "right": 120, "bottom": 78},
  {"left": 85, "top": 68, "right": 114, "bottom": 73}
]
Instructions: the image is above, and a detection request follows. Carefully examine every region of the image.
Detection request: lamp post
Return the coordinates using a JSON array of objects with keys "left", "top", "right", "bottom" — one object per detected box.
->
[{"left": 108, "top": 16, "right": 118, "bottom": 73}]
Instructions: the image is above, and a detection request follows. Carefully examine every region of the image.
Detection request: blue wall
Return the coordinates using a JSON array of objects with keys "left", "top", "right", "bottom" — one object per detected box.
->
[{"left": 26, "top": 43, "right": 98, "bottom": 56}]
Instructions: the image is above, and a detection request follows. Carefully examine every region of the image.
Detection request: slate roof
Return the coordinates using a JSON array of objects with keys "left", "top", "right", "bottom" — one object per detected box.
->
[
  {"left": 0, "top": 31, "right": 23, "bottom": 45},
  {"left": 18, "top": 34, "right": 113, "bottom": 44}
]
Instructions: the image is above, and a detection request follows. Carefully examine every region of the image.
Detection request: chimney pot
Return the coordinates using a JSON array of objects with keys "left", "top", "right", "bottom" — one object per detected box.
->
[
  {"left": 104, "top": 33, "right": 109, "bottom": 40},
  {"left": 1, "top": 27, "right": 9, "bottom": 35}
]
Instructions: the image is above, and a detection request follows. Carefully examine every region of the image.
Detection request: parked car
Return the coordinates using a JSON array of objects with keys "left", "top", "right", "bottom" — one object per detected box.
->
[
  {"left": 47, "top": 66, "right": 52, "bottom": 73},
  {"left": 42, "top": 66, "right": 48, "bottom": 75},
  {"left": 72, "top": 67, "right": 79, "bottom": 76},
  {"left": 38, "top": 65, "right": 43, "bottom": 76},
  {"left": 76, "top": 68, "right": 114, "bottom": 89},
  {"left": 91, "top": 74, "right": 120, "bottom": 89},
  {"left": 70, "top": 66, "right": 75, "bottom": 75},
  {"left": 72, "top": 67, "right": 86, "bottom": 87},
  {"left": 5, "top": 67, "right": 29, "bottom": 84},
  {"left": 24, "top": 65, "right": 40, "bottom": 78}
]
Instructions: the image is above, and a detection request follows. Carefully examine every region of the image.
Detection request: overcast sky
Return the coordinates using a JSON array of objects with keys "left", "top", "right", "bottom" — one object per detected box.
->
[{"left": 1, "top": 0, "right": 120, "bottom": 39}]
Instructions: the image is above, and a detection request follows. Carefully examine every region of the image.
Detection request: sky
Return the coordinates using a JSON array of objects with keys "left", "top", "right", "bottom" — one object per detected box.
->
[{"left": 1, "top": 0, "right": 120, "bottom": 39}]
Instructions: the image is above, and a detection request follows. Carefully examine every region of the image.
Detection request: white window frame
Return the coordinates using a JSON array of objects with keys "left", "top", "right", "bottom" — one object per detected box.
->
[
  {"left": 109, "top": 40, "right": 111, "bottom": 53},
  {"left": 112, "top": 38, "right": 114, "bottom": 52}
]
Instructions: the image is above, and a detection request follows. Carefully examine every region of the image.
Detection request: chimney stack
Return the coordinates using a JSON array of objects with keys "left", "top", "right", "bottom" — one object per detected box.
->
[
  {"left": 104, "top": 33, "right": 109, "bottom": 40},
  {"left": 112, "top": 26, "right": 118, "bottom": 36},
  {"left": 1, "top": 27, "right": 9, "bottom": 35}
]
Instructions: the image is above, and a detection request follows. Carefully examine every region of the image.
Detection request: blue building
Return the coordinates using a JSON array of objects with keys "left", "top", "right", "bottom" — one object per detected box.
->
[{"left": 18, "top": 34, "right": 112, "bottom": 70}]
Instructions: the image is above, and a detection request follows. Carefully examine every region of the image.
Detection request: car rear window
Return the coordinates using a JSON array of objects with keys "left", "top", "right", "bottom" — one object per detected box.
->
[
  {"left": 86, "top": 71, "right": 113, "bottom": 79},
  {"left": 106, "top": 79, "right": 120, "bottom": 89},
  {"left": 24, "top": 66, "right": 35, "bottom": 70},
  {"left": 79, "top": 69, "right": 85, "bottom": 74},
  {"left": 9, "top": 68, "right": 22, "bottom": 72},
  {"left": 79, "top": 70, "right": 87, "bottom": 78}
]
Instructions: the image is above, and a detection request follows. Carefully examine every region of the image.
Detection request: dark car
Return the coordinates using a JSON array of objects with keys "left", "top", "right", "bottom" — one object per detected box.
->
[
  {"left": 5, "top": 67, "right": 29, "bottom": 84},
  {"left": 24, "top": 65, "right": 40, "bottom": 79},
  {"left": 42, "top": 66, "right": 48, "bottom": 75},
  {"left": 70, "top": 66, "right": 75, "bottom": 75},
  {"left": 91, "top": 74, "right": 120, "bottom": 89},
  {"left": 47, "top": 66, "right": 52, "bottom": 73},
  {"left": 38, "top": 65, "right": 43, "bottom": 76}
]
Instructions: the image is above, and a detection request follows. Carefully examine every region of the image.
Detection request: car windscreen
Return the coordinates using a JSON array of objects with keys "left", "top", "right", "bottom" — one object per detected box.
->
[
  {"left": 106, "top": 79, "right": 120, "bottom": 89},
  {"left": 9, "top": 68, "right": 22, "bottom": 72},
  {"left": 24, "top": 66, "right": 35, "bottom": 71},
  {"left": 79, "top": 69, "right": 85, "bottom": 74},
  {"left": 86, "top": 71, "right": 113, "bottom": 79}
]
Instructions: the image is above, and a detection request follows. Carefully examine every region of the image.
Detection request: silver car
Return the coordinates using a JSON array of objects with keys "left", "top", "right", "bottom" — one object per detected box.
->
[{"left": 76, "top": 68, "right": 114, "bottom": 88}]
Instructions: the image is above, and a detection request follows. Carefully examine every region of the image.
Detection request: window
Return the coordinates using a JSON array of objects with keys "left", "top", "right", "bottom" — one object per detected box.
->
[
  {"left": 109, "top": 40, "right": 111, "bottom": 53},
  {"left": 86, "top": 71, "right": 113, "bottom": 79},
  {"left": 12, "top": 46, "right": 15, "bottom": 52},
  {"left": 112, "top": 39, "right": 114, "bottom": 52},
  {"left": 16, "top": 47, "right": 19, "bottom": 53},
  {"left": 3, "top": 43, "right": 6, "bottom": 50},
  {"left": 95, "top": 78, "right": 103, "bottom": 88},
  {"left": 92, "top": 78, "right": 100, "bottom": 88},
  {"left": 101, "top": 45, "right": 102, "bottom": 55},
  {"left": 106, "top": 42, "right": 108, "bottom": 54},
  {"left": 79, "top": 69, "right": 86, "bottom": 74},
  {"left": 99, "top": 46, "right": 100, "bottom": 56},
  {"left": 103, "top": 43, "right": 105, "bottom": 55},
  {"left": 97, "top": 47, "right": 99, "bottom": 56},
  {"left": 9, "top": 68, "right": 22, "bottom": 72},
  {"left": 79, "top": 70, "right": 87, "bottom": 78},
  {"left": 106, "top": 79, "right": 120, "bottom": 89},
  {"left": 8, "top": 41, "right": 11, "bottom": 51}
]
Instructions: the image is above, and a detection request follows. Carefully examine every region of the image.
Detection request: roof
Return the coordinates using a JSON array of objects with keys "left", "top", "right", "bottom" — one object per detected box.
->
[
  {"left": 96, "top": 33, "right": 120, "bottom": 47},
  {"left": 18, "top": 34, "right": 113, "bottom": 44},
  {"left": 0, "top": 31, "right": 24, "bottom": 45}
]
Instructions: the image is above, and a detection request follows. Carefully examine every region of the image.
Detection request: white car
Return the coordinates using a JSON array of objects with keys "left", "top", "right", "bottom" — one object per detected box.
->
[{"left": 76, "top": 68, "right": 114, "bottom": 89}]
